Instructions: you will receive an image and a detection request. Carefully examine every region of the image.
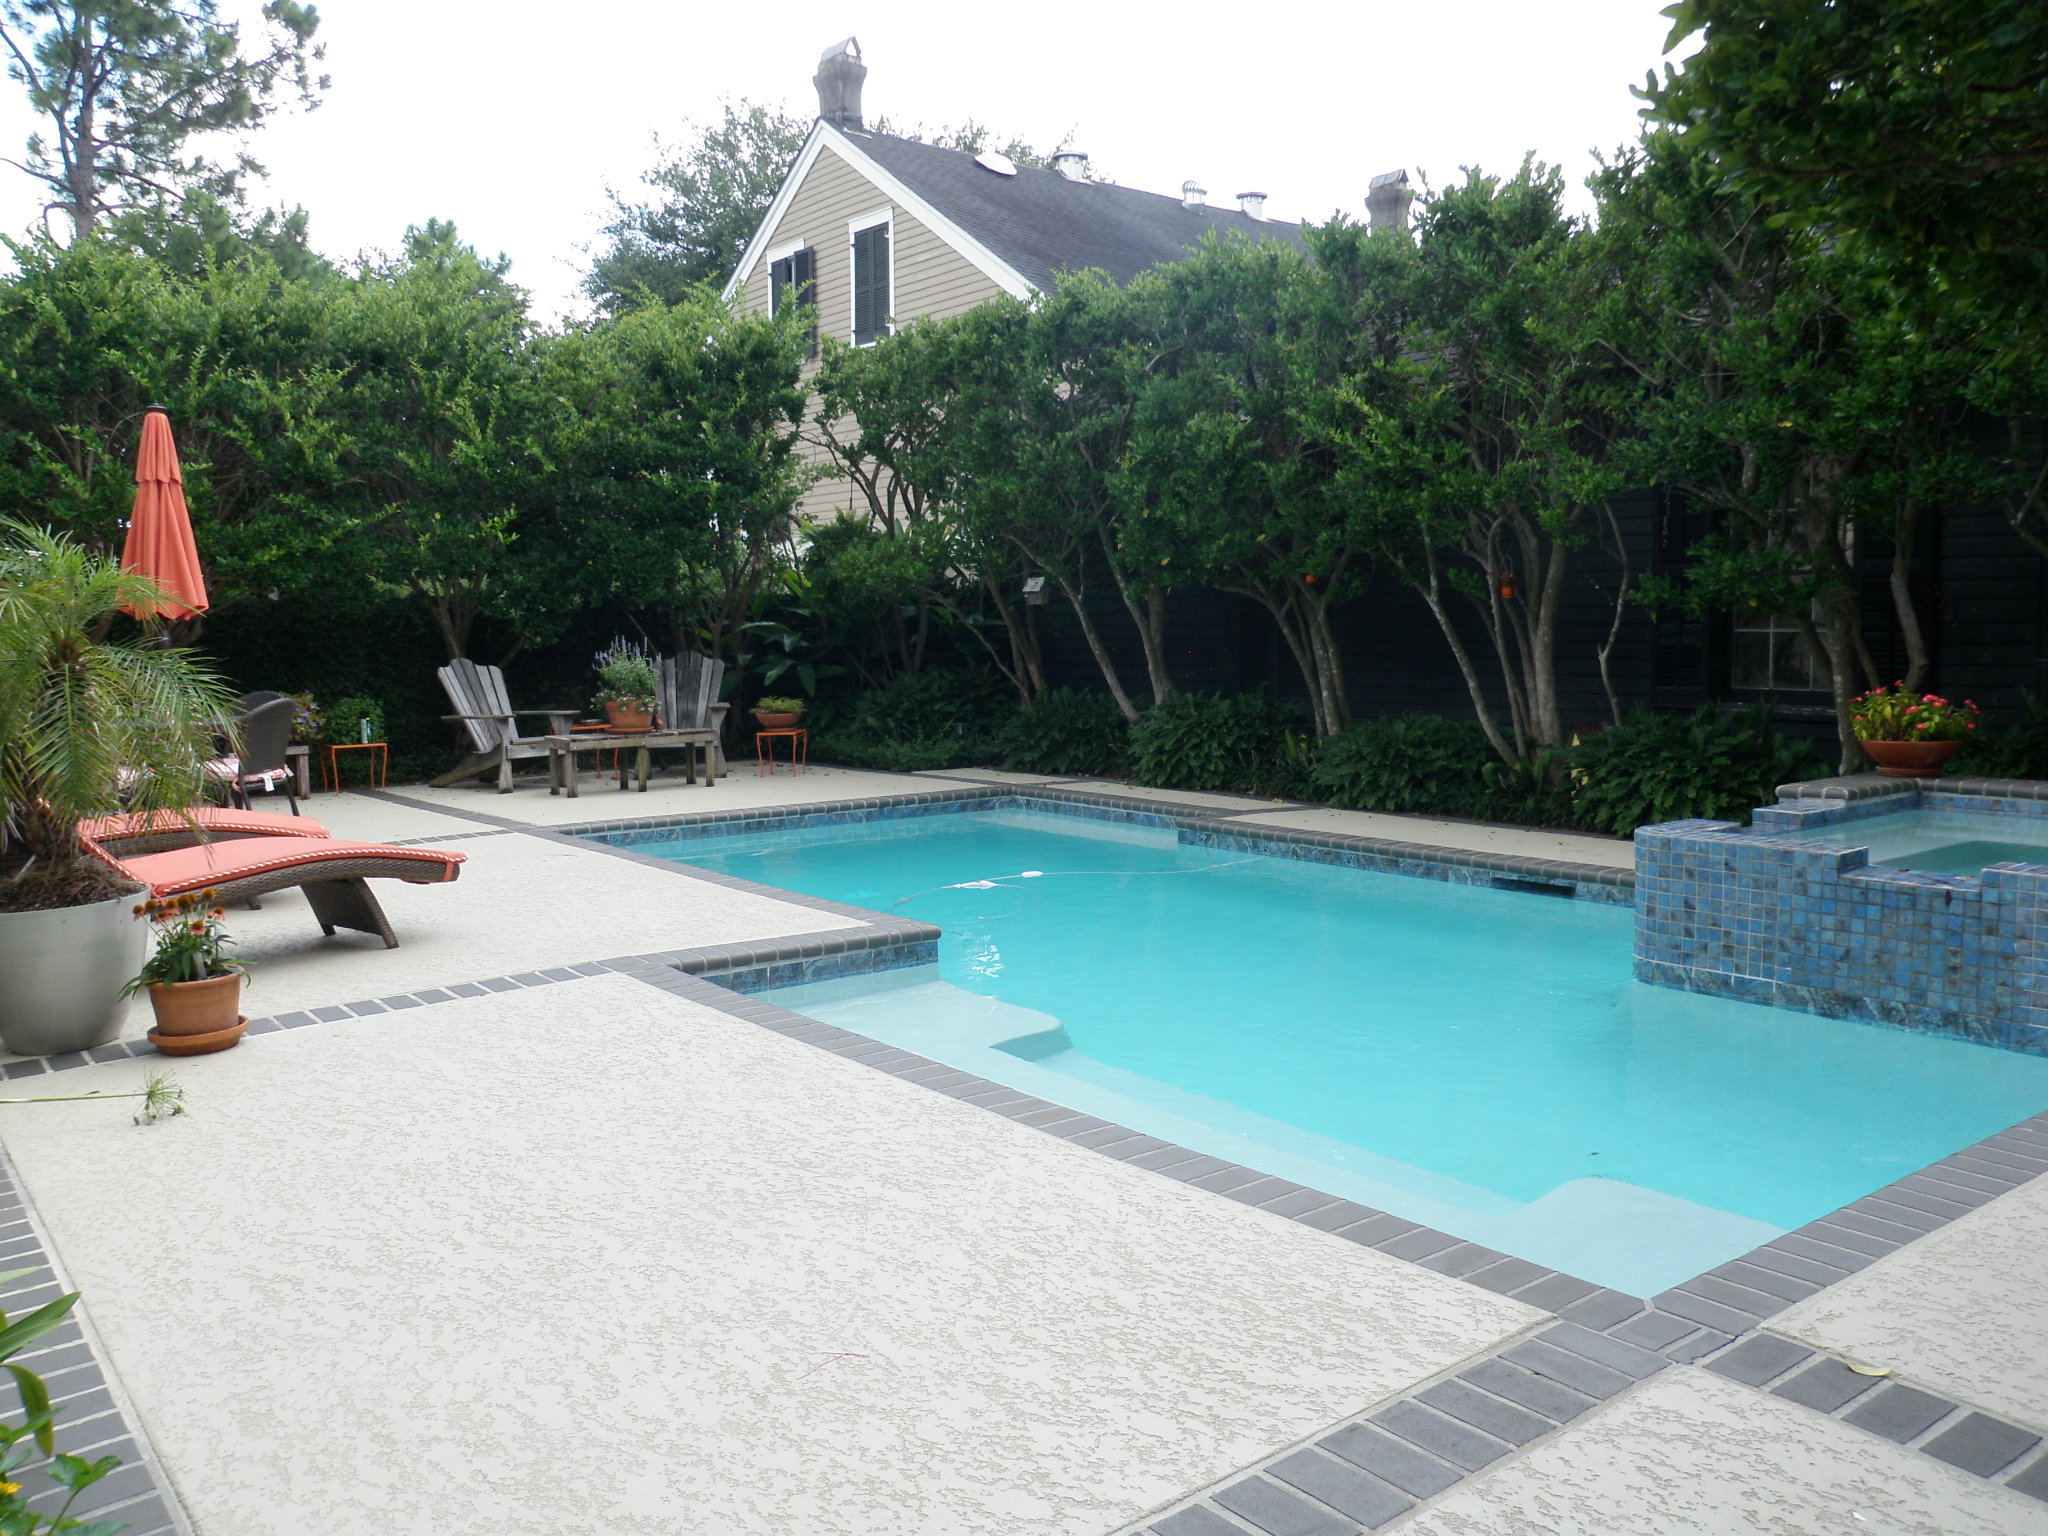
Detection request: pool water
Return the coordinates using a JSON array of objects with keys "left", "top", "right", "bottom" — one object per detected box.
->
[
  {"left": 1796, "top": 807, "right": 2048, "bottom": 876},
  {"left": 643, "top": 808, "right": 2048, "bottom": 1295}
]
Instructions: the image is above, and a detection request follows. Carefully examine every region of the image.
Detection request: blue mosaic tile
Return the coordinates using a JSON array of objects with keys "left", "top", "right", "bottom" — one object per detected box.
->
[{"left": 1639, "top": 779, "right": 2047, "bottom": 1054}]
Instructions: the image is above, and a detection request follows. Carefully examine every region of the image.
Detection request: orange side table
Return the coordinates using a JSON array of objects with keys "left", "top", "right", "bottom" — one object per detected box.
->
[
  {"left": 755, "top": 727, "right": 808, "bottom": 776},
  {"left": 324, "top": 741, "right": 389, "bottom": 793}
]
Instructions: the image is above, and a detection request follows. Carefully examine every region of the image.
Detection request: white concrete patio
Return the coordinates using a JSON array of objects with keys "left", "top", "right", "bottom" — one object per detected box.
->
[{"left": 0, "top": 762, "right": 2041, "bottom": 1536}]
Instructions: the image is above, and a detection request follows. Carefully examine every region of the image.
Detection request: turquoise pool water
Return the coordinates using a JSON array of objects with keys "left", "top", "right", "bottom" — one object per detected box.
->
[
  {"left": 640, "top": 807, "right": 2048, "bottom": 1295},
  {"left": 1796, "top": 807, "right": 2048, "bottom": 876}
]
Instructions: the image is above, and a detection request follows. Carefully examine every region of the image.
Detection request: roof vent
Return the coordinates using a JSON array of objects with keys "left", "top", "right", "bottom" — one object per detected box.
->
[
  {"left": 1366, "top": 168, "right": 1414, "bottom": 231},
  {"left": 1181, "top": 180, "right": 1207, "bottom": 210},
  {"left": 1236, "top": 191, "right": 1268, "bottom": 221},
  {"left": 814, "top": 38, "right": 866, "bottom": 133},
  {"left": 1052, "top": 149, "right": 1090, "bottom": 182},
  {"left": 975, "top": 149, "right": 1018, "bottom": 176}
]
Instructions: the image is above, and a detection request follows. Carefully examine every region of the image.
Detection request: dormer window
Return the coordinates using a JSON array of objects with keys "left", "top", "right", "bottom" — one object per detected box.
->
[
  {"left": 767, "top": 243, "right": 816, "bottom": 357},
  {"left": 849, "top": 210, "right": 892, "bottom": 346}
]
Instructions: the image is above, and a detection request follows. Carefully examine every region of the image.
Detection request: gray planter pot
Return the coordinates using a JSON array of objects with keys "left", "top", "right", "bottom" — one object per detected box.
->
[{"left": 0, "top": 893, "right": 149, "bottom": 1057}]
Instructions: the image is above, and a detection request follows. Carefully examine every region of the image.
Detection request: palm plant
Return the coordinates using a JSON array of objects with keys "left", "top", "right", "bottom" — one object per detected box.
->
[{"left": 0, "top": 525, "right": 235, "bottom": 912}]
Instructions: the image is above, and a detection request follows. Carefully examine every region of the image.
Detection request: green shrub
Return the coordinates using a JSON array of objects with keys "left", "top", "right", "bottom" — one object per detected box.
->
[
  {"left": 808, "top": 667, "right": 1015, "bottom": 773},
  {"left": 1956, "top": 692, "right": 2048, "bottom": 778},
  {"left": 999, "top": 689, "right": 1130, "bottom": 776},
  {"left": 1128, "top": 691, "right": 1309, "bottom": 793},
  {"left": 321, "top": 694, "right": 387, "bottom": 746},
  {"left": 1566, "top": 703, "right": 1827, "bottom": 837},
  {"left": 1313, "top": 714, "right": 1495, "bottom": 815}
]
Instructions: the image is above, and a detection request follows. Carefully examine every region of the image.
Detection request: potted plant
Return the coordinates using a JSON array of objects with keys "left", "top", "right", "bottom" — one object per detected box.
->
[
  {"left": 752, "top": 695, "right": 806, "bottom": 729},
  {"left": 123, "top": 890, "right": 249, "bottom": 1055},
  {"left": 287, "top": 692, "right": 323, "bottom": 744},
  {"left": 323, "top": 694, "right": 386, "bottom": 746},
  {"left": 593, "top": 640, "right": 658, "bottom": 732},
  {"left": 1851, "top": 684, "right": 1981, "bottom": 777},
  {"left": 0, "top": 526, "right": 233, "bottom": 1056}
]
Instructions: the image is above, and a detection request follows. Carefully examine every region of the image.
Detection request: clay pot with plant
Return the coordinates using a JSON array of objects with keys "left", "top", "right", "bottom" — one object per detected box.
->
[
  {"left": 752, "top": 696, "right": 806, "bottom": 729},
  {"left": 593, "top": 641, "right": 659, "bottom": 732},
  {"left": 123, "top": 890, "right": 249, "bottom": 1056},
  {"left": 1850, "top": 685, "right": 1982, "bottom": 778},
  {"left": 0, "top": 525, "right": 235, "bottom": 1057}
]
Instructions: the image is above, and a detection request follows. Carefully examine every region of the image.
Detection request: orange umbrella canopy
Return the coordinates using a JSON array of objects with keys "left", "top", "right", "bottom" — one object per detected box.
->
[{"left": 120, "top": 406, "right": 208, "bottom": 621}]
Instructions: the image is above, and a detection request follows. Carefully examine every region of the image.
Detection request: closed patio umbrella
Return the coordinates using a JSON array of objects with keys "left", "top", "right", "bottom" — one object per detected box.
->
[{"left": 119, "top": 406, "right": 208, "bottom": 621}]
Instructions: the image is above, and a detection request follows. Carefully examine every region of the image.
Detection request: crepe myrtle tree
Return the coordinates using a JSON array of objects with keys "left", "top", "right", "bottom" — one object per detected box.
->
[{"left": 1114, "top": 236, "right": 1368, "bottom": 739}]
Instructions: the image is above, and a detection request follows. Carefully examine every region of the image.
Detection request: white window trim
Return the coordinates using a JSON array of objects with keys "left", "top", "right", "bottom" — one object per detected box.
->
[
  {"left": 765, "top": 240, "right": 808, "bottom": 317},
  {"left": 847, "top": 207, "right": 894, "bottom": 345}
]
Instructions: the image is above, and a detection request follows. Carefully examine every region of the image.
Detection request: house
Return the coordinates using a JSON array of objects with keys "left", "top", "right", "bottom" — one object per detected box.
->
[{"left": 722, "top": 38, "right": 1371, "bottom": 522}]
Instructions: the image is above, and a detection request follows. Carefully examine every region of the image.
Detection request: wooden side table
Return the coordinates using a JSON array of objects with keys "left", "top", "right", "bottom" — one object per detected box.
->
[
  {"left": 755, "top": 727, "right": 808, "bottom": 776},
  {"left": 324, "top": 741, "right": 390, "bottom": 793},
  {"left": 286, "top": 742, "right": 312, "bottom": 799}
]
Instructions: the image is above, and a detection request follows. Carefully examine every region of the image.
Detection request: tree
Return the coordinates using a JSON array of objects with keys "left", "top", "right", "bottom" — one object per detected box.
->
[
  {"left": 1116, "top": 237, "right": 1364, "bottom": 738},
  {"left": 1642, "top": 0, "right": 2048, "bottom": 337},
  {"left": 586, "top": 101, "right": 808, "bottom": 316},
  {"left": 0, "top": 0, "right": 325, "bottom": 240},
  {"left": 1327, "top": 166, "right": 1630, "bottom": 765}
]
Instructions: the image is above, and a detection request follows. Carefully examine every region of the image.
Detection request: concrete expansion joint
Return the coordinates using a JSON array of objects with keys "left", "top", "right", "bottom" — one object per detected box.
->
[{"left": 1696, "top": 1331, "right": 2048, "bottom": 1502}]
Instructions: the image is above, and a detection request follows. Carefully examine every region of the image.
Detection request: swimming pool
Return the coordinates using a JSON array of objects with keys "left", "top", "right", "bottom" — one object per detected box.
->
[
  {"left": 636, "top": 806, "right": 2048, "bottom": 1296},
  {"left": 1793, "top": 807, "right": 2048, "bottom": 876}
]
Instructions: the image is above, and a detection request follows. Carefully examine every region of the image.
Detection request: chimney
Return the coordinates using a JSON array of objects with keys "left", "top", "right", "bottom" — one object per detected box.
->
[
  {"left": 814, "top": 38, "right": 866, "bottom": 132},
  {"left": 1366, "top": 169, "right": 1413, "bottom": 231},
  {"left": 1181, "top": 180, "right": 1207, "bottom": 210},
  {"left": 1236, "top": 191, "right": 1268, "bottom": 221},
  {"left": 1052, "top": 149, "right": 1090, "bottom": 182}
]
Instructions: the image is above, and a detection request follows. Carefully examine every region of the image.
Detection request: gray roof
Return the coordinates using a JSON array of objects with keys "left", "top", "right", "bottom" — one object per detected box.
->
[{"left": 848, "top": 131, "right": 1307, "bottom": 290}]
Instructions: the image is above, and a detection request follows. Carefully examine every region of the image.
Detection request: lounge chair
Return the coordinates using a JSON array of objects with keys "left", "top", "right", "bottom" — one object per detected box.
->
[
  {"left": 429, "top": 658, "right": 578, "bottom": 793},
  {"left": 656, "top": 651, "right": 731, "bottom": 778},
  {"left": 81, "top": 813, "right": 464, "bottom": 949}
]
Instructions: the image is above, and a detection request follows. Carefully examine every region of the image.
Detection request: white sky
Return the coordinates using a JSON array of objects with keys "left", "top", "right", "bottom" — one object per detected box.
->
[{"left": 0, "top": 0, "right": 1691, "bottom": 321}]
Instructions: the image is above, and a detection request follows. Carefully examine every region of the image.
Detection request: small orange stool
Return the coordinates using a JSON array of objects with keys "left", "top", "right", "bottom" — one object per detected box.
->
[
  {"left": 755, "top": 727, "right": 808, "bottom": 776},
  {"left": 323, "top": 741, "right": 389, "bottom": 793}
]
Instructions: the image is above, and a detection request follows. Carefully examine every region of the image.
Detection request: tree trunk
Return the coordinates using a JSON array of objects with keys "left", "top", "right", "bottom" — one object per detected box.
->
[
  {"left": 1889, "top": 496, "right": 1931, "bottom": 692},
  {"left": 1054, "top": 574, "right": 1140, "bottom": 722},
  {"left": 1414, "top": 550, "right": 1518, "bottom": 765},
  {"left": 1098, "top": 525, "right": 1176, "bottom": 705}
]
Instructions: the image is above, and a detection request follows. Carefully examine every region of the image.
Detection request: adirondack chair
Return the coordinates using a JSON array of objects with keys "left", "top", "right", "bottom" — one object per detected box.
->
[
  {"left": 656, "top": 651, "right": 730, "bottom": 778},
  {"left": 430, "top": 658, "right": 578, "bottom": 792}
]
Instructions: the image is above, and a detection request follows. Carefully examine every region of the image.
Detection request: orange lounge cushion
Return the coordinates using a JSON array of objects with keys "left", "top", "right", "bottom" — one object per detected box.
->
[
  {"left": 81, "top": 808, "right": 330, "bottom": 846},
  {"left": 117, "top": 838, "right": 466, "bottom": 896}
]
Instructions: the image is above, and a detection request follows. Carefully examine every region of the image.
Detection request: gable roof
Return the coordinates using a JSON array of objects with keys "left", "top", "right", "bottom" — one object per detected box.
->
[{"left": 723, "top": 122, "right": 1307, "bottom": 302}]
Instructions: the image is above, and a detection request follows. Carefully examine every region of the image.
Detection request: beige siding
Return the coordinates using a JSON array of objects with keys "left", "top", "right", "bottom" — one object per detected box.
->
[{"left": 736, "top": 140, "right": 1011, "bottom": 523}]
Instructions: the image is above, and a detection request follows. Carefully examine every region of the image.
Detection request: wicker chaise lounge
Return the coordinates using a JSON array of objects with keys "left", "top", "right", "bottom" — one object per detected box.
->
[{"left": 81, "top": 811, "right": 465, "bottom": 949}]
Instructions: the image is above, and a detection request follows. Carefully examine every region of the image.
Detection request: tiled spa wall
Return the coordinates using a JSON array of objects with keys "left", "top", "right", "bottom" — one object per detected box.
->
[{"left": 1634, "top": 778, "right": 2048, "bottom": 1052}]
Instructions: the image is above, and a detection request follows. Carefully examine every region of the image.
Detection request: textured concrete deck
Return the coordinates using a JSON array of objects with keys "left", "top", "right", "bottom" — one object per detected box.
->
[
  {"left": 1233, "top": 807, "right": 1636, "bottom": 870},
  {"left": 1401, "top": 1368, "right": 2046, "bottom": 1535},
  {"left": 1770, "top": 1170, "right": 2048, "bottom": 1437},
  {"left": 0, "top": 979, "right": 1533, "bottom": 1536}
]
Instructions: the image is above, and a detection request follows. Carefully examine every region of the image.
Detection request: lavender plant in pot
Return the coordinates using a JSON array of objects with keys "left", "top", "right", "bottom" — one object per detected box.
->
[{"left": 593, "top": 639, "right": 658, "bottom": 732}]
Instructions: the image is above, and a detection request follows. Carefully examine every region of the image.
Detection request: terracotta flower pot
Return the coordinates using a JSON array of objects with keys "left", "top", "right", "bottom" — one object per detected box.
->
[
  {"left": 754, "top": 711, "right": 800, "bottom": 729},
  {"left": 148, "top": 1017, "right": 248, "bottom": 1057},
  {"left": 146, "top": 972, "right": 243, "bottom": 1037},
  {"left": 1859, "top": 738, "right": 1963, "bottom": 778},
  {"left": 604, "top": 701, "right": 654, "bottom": 732}
]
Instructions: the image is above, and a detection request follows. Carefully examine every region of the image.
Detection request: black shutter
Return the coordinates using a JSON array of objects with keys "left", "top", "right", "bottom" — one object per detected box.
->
[
  {"left": 792, "top": 246, "right": 817, "bottom": 357},
  {"left": 768, "top": 254, "right": 793, "bottom": 315},
  {"left": 852, "top": 223, "right": 889, "bottom": 345}
]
